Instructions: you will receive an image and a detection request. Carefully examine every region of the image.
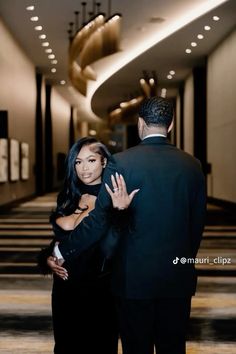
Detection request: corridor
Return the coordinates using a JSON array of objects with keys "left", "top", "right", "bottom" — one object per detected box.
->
[{"left": 0, "top": 194, "right": 235, "bottom": 353}]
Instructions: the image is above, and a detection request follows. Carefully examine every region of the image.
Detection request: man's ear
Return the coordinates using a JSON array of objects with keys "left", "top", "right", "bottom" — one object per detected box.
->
[
  {"left": 168, "top": 119, "right": 174, "bottom": 133},
  {"left": 138, "top": 117, "right": 145, "bottom": 129}
]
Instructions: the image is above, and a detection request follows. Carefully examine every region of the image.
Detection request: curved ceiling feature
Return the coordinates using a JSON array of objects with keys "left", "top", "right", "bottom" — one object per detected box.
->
[{"left": 1, "top": 0, "right": 235, "bottom": 122}]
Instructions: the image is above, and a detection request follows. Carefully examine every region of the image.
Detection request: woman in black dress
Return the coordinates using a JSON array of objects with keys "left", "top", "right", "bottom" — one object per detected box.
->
[{"left": 39, "top": 137, "right": 120, "bottom": 354}]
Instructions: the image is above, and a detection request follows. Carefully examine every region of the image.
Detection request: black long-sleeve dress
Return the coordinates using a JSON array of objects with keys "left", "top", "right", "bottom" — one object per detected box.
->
[{"left": 38, "top": 183, "right": 119, "bottom": 354}]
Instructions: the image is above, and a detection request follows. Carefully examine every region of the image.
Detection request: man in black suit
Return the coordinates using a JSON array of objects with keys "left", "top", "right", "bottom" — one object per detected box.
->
[{"left": 56, "top": 97, "right": 206, "bottom": 354}]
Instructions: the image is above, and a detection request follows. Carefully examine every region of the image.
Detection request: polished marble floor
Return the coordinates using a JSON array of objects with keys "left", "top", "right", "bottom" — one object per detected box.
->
[{"left": 0, "top": 194, "right": 235, "bottom": 353}]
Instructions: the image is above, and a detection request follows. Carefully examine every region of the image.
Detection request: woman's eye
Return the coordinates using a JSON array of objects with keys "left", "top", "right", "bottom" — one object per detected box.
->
[
  {"left": 75, "top": 160, "right": 81, "bottom": 165},
  {"left": 88, "top": 159, "right": 96, "bottom": 163}
]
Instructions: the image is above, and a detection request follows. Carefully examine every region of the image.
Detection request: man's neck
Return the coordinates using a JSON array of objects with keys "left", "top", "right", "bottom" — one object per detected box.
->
[{"left": 142, "top": 133, "right": 167, "bottom": 140}]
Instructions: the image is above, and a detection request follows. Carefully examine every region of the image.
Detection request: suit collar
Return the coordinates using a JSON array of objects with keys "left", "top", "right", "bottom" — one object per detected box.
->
[{"left": 139, "top": 136, "right": 170, "bottom": 145}]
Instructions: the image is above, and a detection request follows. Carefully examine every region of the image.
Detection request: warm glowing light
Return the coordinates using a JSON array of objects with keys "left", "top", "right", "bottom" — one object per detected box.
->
[
  {"left": 35, "top": 26, "right": 43, "bottom": 31},
  {"left": 161, "top": 88, "right": 167, "bottom": 98},
  {"left": 197, "top": 34, "right": 204, "bottom": 39},
  {"left": 204, "top": 25, "right": 211, "bottom": 31},
  {"left": 45, "top": 48, "right": 52, "bottom": 53},
  {"left": 39, "top": 34, "right": 46, "bottom": 39},
  {"left": 111, "top": 108, "right": 122, "bottom": 116},
  {"left": 213, "top": 15, "right": 220, "bottom": 21},
  {"left": 140, "top": 78, "right": 146, "bottom": 85},
  {"left": 51, "top": 68, "right": 56, "bottom": 73},
  {"left": 120, "top": 102, "right": 129, "bottom": 108},
  {"left": 167, "top": 74, "right": 173, "bottom": 79},
  {"left": 185, "top": 48, "right": 192, "bottom": 54},
  {"left": 26, "top": 6, "right": 34, "bottom": 11},
  {"left": 191, "top": 42, "right": 197, "bottom": 47},
  {"left": 149, "top": 78, "right": 155, "bottom": 85},
  {"left": 51, "top": 60, "right": 58, "bottom": 64},
  {"left": 30, "top": 16, "right": 39, "bottom": 21},
  {"left": 48, "top": 54, "right": 55, "bottom": 59},
  {"left": 42, "top": 42, "right": 49, "bottom": 47},
  {"left": 89, "top": 129, "right": 97, "bottom": 136},
  {"left": 169, "top": 70, "right": 175, "bottom": 75},
  {"left": 60, "top": 80, "right": 66, "bottom": 85}
]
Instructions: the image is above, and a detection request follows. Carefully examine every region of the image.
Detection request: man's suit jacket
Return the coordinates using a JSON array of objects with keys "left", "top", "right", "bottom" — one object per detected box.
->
[{"left": 59, "top": 137, "right": 206, "bottom": 299}]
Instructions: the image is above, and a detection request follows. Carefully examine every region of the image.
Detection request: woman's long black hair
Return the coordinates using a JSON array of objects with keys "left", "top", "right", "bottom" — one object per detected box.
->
[{"left": 51, "top": 137, "right": 110, "bottom": 219}]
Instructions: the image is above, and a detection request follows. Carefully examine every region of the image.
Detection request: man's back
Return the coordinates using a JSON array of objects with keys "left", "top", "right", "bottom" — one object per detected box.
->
[{"left": 111, "top": 136, "right": 206, "bottom": 299}]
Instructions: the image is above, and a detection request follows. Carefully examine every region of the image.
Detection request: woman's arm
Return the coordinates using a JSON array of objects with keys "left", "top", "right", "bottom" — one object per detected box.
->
[
  {"left": 56, "top": 194, "right": 97, "bottom": 229},
  {"left": 47, "top": 194, "right": 97, "bottom": 279}
]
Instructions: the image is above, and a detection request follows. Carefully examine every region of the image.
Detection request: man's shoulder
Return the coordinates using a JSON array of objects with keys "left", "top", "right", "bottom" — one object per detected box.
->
[{"left": 113, "top": 145, "right": 141, "bottom": 160}]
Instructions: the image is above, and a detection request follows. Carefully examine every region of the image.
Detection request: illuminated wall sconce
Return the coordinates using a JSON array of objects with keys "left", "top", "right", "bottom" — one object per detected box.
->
[{"left": 68, "top": 13, "right": 122, "bottom": 96}]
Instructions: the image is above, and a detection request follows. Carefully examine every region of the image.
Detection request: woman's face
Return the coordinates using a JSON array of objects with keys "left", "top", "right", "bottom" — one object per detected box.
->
[{"left": 75, "top": 145, "right": 105, "bottom": 185}]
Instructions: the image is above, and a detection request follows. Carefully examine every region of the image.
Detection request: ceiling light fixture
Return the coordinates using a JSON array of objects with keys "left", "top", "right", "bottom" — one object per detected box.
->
[
  {"left": 197, "top": 34, "right": 204, "bottom": 39},
  {"left": 213, "top": 15, "right": 220, "bottom": 21},
  {"left": 39, "top": 34, "right": 46, "bottom": 39},
  {"left": 204, "top": 25, "right": 211, "bottom": 31},
  {"left": 169, "top": 70, "right": 175, "bottom": 75},
  {"left": 60, "top": 80, "right": 66, "bottom": 85},
  {"left": 68, "top": 12, "right": 122, "bottom": 96},
  {"left": 185, "top": 48, "right": 192, "bottom": 54},
  {"left": 51, "top": 68, "right": 57, "bottom": 73},
  {"left": 34, "top": 26, "right": 43, "bottom": 31},
  {"left": 191, "top": 42, "right": 197, "bottom": 47},
  {"left": 48, "top": 54, "right": 55, "bottom": 59},
  {"left": 45, "top": 48, "right": 52, "bottom": 53},
  {"left": 167, "top": 74, "right": 172, "bottom": 79},
  {"left": 30, "top": 16, "right": 39, "bottom": 21},
  {"left": 51, "top": 60, "right": 58, "bottom": 64},
  {"left": 26, "top": 6, "right": 34, "bottom": 11},
  {"left": 42, "top": 42, "right": 49, "bottom": 47}
]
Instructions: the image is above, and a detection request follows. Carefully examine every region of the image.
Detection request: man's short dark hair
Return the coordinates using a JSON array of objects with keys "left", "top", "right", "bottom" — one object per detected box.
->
[{"left": 139, "top": 96, "right": 173, "bottom": 129}]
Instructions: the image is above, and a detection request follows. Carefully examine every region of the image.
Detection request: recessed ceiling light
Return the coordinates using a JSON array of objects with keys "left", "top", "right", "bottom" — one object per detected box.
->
[
  {"left": 39, "top": 34, "right": 46, "bottom": 39},
  {"left": 60, "top": 80, "right": 66, "bottom": 85},
  {"left": 167, "top": 74, "right": 172, "bottom": 79},
  {"left": 45, "top": 48, "right": 52, "bottom": 53},
  {"left": 34, "top": 26, "right": 43, "bottom": 31},
  {"left": 42, "top": 42, "right": 49, "bottom": 47},
  {"left": 51, "top": 68, "right": 57, "bottom": 73},
  {"left": 30, "top": 16, "right": 39, "bottom": 21},
  {"left": 139, "top": 78, "right": 146, "bottom": 85},
  {"left": 185, "top": 48, "right": 192, "bottom": 54},
  {"left": 149, "top": 78, "right": 155, "bottom": 85},
  {"left": 213, "top": 16, "right": 220, "bottom": 21},
  {"left": 48, "top": 54, "right": 55, "bottom": 59},
  {"left": 26, "top": 6, "right": 34, "bottom": 11},
  {"left": 191, "top": 42, "right": 197, "bottom": 47},
  {"left": 169, "top": 70, "right": 175, "bottom": 75},
  {"left": 204, "top": 25, "right": 211, "bottom": 31},
  {"left": 197, "top": 34, "right": 204, "bottom": 39},
  {"left": 51, "top": 60, "right": 58, "bottom": 64}
]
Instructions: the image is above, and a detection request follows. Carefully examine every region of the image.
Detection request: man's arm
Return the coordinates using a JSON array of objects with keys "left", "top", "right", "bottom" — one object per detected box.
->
[{"left": 58, "top": 158, "right": 118, "bottom": 262}]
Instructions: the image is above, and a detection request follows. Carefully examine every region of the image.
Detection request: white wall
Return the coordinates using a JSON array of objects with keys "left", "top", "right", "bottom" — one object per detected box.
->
[
  {"left": 0, "top": 19, "right": 36, "bottom": 205},
  {"left": 0, "top": 19, "right": 72, "bottom": 205},
  {"left": 183, "top": 75, "right": 194, "bottom": 155},
  {"left": 207, "top": 29, "right": 236, "bottom": 202}
]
